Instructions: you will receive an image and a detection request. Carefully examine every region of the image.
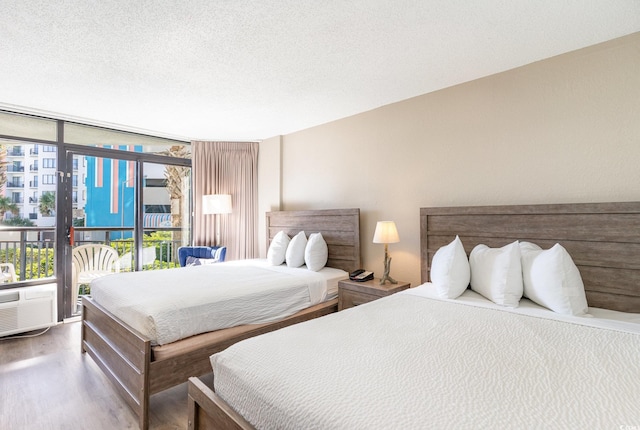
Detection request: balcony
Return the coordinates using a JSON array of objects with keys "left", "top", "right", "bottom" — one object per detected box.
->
[
  {"left": 29, "top": 181, "right": 38, "bottom": 188},
  {"left": 29, "top": 149, "right": 39, "bottom": 156},
  {"left": 11, "top": 197, "right": 24, "bottom": 204},
  {"left": 28, "top": 213, "right": 38, "bottom": 220},
  {"left": 7, "top": 166, "right": 25, "bottom": 172},
  {"left": 29, "top": 197, "right": 38, "bottom": 203},
  {"left": 30, "top": 165, "right": 38, "bottom": 172},
  {"left": 0, "top": 226, "right": 184, "bottom": 284},
  {"left": 8, "top": 150, "right": 25, "bottom": 157},
  {"left": 6, "top": 181, "right": 24, "bottom": 188}
]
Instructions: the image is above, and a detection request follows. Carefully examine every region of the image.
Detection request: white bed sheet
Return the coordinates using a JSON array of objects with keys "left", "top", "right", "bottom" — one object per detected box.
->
[
  {"left": 90, "top": 259, "right": 346, "bottom": 345},
  {"left": 211, "top": 285, "right": 640, "bottom": 429}
]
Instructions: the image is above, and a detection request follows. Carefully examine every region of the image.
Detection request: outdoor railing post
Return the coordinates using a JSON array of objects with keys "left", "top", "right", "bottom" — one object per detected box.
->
[{"left": 19, "top": 230, "right": 27, "bottom": 281}]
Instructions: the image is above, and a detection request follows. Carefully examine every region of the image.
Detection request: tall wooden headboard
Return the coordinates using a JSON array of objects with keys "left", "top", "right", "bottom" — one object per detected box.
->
[
  {"left": 266, "top": 208, "right": 361, "bottom": 273},
  {"left": 420, "top": 202, "right": 640, "bottom": 313}
]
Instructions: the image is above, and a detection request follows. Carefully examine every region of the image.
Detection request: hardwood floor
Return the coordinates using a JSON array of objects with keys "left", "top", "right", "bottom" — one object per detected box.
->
[{"left": 0, "top": 320, "right": 210, "bottom": 429}]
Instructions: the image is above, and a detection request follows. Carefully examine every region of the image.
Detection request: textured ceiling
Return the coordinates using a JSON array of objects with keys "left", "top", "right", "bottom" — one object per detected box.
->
[{"left": 1, "top": 1, "right": 639, "bottom": 141}]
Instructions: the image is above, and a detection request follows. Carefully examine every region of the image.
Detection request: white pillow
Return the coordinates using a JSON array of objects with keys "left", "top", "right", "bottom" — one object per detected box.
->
[
  {"left": 267, "top": 231, "right": 290, "bottom": 265},
  {"left": 431, "top": 236, "right": 470, "bottom": 299},
  {"left": 185, "top": 256, "right": 218, "bottom": 266},
  {"left": 286, "top": 231, "right": 307, "bottom": 268},
  {"left": 519, "top": 241, "right": 542, "bottom": 298},
  {"left": 305, "top": 232, "right": 328, "bottom": 271},
  {"left": 469, "top": 241, "right": 523, "bottom": 307},
  {"left": 520, "top": 242, "right": 588, "bottom": 315}
]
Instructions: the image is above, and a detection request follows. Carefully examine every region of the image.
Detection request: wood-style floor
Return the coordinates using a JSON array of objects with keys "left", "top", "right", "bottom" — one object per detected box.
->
[{"left": 0, "top": 320, "right": 209, "bottom": 429}]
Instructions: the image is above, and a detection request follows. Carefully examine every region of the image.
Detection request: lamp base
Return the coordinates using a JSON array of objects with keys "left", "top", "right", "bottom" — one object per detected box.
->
[
  {"left": 379, "top": 274, "right": 398, "bottom": 285},
  {"left": 380, "top": 248, "right": 398, "bottom": 285}
]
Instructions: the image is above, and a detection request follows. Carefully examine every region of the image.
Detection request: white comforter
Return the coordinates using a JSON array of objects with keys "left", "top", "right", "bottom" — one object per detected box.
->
[
  {"left": 211, "top": 286, "right": 640, "bottom": 429},
  {"left": 90, "top": 260, "right": 345, "bottom": 345}
]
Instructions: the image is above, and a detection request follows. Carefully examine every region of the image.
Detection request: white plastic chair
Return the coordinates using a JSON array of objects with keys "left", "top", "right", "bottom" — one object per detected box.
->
[
  {"left": 72, "top": 244, "right": 120, "bottom": 312},
  {"left": 0, "top": 263, "right": 17, "bottom": 283}
]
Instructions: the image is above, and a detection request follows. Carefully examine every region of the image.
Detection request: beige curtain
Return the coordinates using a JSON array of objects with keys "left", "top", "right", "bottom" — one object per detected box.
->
[{"left": 192, "top": 141, "right": 259, "bottom": 260}]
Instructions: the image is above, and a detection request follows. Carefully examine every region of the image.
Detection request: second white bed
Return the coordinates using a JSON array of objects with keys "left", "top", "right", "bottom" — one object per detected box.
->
[{"left": 210, "top": 284, "right": 640, "bottom": 429}]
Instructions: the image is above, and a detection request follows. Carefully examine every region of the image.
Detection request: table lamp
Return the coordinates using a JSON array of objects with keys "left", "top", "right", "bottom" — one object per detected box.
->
[{"left": 373, "top": 220, "right": 400, "bottom": 285}]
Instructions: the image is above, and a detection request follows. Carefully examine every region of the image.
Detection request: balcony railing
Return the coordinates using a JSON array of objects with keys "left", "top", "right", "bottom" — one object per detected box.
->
[
  {"left": 7, "top": 166, "right": 25, "bottom": 172},
  {"left": 8, "top": 150, "right": 25, "bottom": 157},
  {"left": 6, "top": 181, "right": 24, "bottom": 188},
  {"left": 0, "top": 226, "right": 185, "bottom": 284}
]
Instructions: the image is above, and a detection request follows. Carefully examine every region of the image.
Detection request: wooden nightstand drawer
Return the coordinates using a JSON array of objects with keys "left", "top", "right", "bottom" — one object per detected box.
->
[
  {"left": 339, "top": 289, "right": 376, "bottom": 309},
  {"left": 338, "top": 278, "right": 410, "bottom": 311}
]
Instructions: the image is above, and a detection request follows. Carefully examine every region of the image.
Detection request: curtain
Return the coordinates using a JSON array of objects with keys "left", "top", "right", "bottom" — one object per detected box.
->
[{"left": 192, "top": 141, "right": 259, "bottom": 260}]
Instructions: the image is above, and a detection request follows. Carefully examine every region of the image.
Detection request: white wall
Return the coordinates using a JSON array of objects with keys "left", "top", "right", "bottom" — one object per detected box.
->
[{"left": 259, "top": 32, "right": 640, "bottom": 288}]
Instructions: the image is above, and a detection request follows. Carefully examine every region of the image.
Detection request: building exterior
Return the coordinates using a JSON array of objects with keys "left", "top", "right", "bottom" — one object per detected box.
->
[{"left": 3, "top": 143, "right": 86, "bottom": 226}]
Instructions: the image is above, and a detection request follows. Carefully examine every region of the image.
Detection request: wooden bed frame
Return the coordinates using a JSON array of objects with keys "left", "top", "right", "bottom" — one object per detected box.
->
[
  {"left": 187, "top": 201, "right": 640, "bottom": 429},
  {"left": 81, "top": 208, "right": 360, "bottom": 430}
]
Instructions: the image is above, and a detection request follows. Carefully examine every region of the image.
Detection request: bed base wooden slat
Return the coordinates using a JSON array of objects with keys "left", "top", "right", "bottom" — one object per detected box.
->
[
  {"left": 82, "top": 297, "right": 150, "bottom": 430},
  {"left": 188, "top": 377, "right": 253, "bottom": 430}
]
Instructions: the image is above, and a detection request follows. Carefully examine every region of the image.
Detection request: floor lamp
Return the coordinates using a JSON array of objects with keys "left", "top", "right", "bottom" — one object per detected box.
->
[{"left": 202, "top": 194, "right": 232, "bottom": 246}]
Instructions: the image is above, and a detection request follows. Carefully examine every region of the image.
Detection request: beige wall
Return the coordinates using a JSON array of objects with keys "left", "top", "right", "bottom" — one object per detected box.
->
[
  {"left": 257, "top": 135, "right": 282, "bottom": 256},
  {"left": 260, "top": 32, "right": 640, "bottom": 287}
]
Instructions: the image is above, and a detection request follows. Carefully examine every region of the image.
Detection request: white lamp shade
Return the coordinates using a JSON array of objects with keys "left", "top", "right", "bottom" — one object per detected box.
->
[
  {"left": 373, "top": 221, "right": 400, "bottom": 244},
  {"left": 202, "top": 194, "right": 232, "bottom": 214}
]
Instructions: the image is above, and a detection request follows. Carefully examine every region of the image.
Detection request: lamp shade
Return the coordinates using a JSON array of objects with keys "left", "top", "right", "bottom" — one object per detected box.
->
[
  {"left": 202, "top": 194, "right": 232, "bottom": 214},
  {"left": 372, "top": 221, "right": 400, "bottom": 244}
]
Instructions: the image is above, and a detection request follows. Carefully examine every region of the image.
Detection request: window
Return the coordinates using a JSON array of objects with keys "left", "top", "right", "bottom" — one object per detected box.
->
[
  {"left": 42, "top": 174, "right": 56, "bottom": 185},
  {"left": 43, "top": 158, "right": 56, "bottom": 168},
  {"left": 72, "top": 175, "right": 78, "bottom": 186},
  {"left": 42, "top": 145, "right": 56, "bottom": 152}
]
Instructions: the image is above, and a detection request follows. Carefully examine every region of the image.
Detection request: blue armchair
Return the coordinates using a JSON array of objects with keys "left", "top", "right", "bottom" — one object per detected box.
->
[{"left": 177, "top": 246, "right": 227, "bottom": 267}]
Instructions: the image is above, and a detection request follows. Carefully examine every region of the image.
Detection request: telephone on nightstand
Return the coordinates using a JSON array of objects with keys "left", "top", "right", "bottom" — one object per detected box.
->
[{"left": 349, "top": 269, "right": 374, "bottom": 282}]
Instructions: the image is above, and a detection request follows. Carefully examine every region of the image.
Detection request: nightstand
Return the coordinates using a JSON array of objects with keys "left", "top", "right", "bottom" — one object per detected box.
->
[{"left": 338, "top": 278, "right": 411, "bottom": 311}]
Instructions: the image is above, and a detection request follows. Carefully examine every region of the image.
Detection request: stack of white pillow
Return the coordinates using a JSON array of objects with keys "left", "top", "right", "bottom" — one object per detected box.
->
[
  {"left": 430, "top": 236, "right": 588, "bottom": 315},
  {"left": 266, "top": 230, "right": 329, "bottom": 271}
]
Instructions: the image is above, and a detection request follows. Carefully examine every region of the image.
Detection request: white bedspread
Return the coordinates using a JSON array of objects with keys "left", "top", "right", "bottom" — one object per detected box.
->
[
  {"left": 90, "top": 259, "right": 345, "bottom": 345},
  {"left": 211, "top": 287, "right": 640, "bottom": 429}
]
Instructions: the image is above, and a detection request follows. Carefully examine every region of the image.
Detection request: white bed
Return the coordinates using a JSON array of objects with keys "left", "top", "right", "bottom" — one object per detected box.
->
[
  {"left": 82, "top": 208, "right": 361, "bottom": 430},
  {"left": 91, "top": 259, "right": 346, "bottom": 345},
  {"left": 209, "top": 286, "right": 640, "bottom": 429}
]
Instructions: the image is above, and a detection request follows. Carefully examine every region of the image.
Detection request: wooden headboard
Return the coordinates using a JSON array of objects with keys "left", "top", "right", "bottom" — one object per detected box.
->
[
  {"left": 266, "top": 208, "right": 361, "bottom": 273},
  {"left": 420, "top": 202, "right": 640, "bottom": 313}
]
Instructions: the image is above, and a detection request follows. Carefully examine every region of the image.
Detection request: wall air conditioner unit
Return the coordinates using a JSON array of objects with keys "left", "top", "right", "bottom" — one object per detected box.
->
[{"left": 0, "top": 284, "right": 57, "bottom": 337}]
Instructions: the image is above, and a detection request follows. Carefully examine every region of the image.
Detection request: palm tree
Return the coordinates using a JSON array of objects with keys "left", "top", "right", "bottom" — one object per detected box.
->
[
  {"left": 39, "top": 191, "right": 56, "bottom": 216},
  {"left": 158, "top": 145, "right": 191, "bottom": 252},
  {"left": 0, "top": 196, "right": 19, "bottom": 219}
]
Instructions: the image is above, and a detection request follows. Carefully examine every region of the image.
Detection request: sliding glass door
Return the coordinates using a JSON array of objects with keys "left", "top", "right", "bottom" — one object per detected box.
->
[{"left": 0, "top": 110, "right": 192, "bottom": 320}]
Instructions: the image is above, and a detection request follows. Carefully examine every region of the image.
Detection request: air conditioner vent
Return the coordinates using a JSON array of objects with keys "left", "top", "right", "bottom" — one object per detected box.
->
[{"left": 0, "top": 291, "right": 20, "bottom": 304}]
